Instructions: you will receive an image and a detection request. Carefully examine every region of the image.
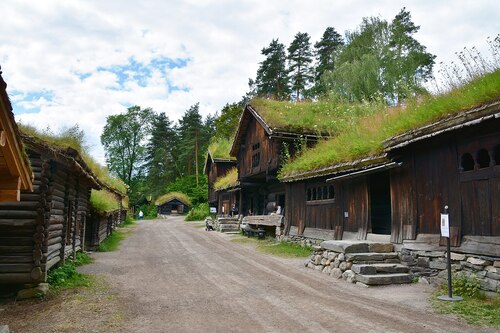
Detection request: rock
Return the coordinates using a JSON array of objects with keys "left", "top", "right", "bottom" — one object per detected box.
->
[
  {"left": 417, "top": 257, "right": 429, "bottom": 267},
  {"left": 331, "top": 268, "right": 343, "bottom": 279},
  {"left": 304, "top": 259, "right": 311, "bottom": 267},
  {"left": 476, "top": 271, "right": 487, "bottom": 279},
  {"left": 320, "top": 240, "right": 369, "bottom": 253},
  {"left": 400, "top": 254, "right": 416, "bottom": 265},
  {"left": 494, "top": 261, "right": 500, "bottom": 268},
  {"left": 429, "top": 259, "right": 447, "bottom": 270},
  {"left": 368, "top": 243, "right": 393, "bottom": 253},
  {"left": 320, "top": 258, "right": 327, "bottom": 265},
  {"left": 479, "top": 278, "right": 498, "bottom": 292},
  {"left": 339, "top": 261, "right": 349, "bottom": 272},
  {"left": 17, "top": 283, "right": 49, "bottom": 300},
  {"left": 450, "top": 252, "right": 466, "bottom": 261},
  {"left": 342, "top": 270, "right": 356, "bottom": 283},
  {"left": 486, "top": 271, "right": 500, "bottom": 281},
  {"left": 314, "top": 265, "right": 323, "bottom": 271},
  {"left": 322, "top": 251, "right": 329, "bottom": 258},
  {"left": 418, "top": 277, "right": 430, "bottom": 284},
  {"left": 327, "top": 253, "right": 338, "bottom": 261},
  {"left": 415, "top": 251, "right": 444, "bottom": 258},
  {"left": 332, "top": 259, "right": 340, "bottom": 268},
  {"left": 467, "top": 257, "right": 492, "bottom": 266},
  {"left": 338, "top": 253, "right": 345, "bottom": 261},
  {"left": 325, "top": 259, "right": 332, "bottom": 266},
  {"left": 352, "top": 264, "right": 376, "bottom": 275},
  {"left": 307, "top": 262, "right": 315, "bottom": 269},
  {"left": 0, "top": 325, "right": 10, "bottom": 333},
  {"left": 314, "top": 255, "right": 322, "bottom": 265},
  {"left": 323, "top": 267, "right": 332, "bottom": 275},
  {"left": 311, "top": 245, "right": 322, "bottom": 251}
]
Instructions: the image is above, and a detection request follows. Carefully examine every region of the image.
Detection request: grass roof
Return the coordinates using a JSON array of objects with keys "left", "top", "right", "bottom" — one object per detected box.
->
[
  {"left": 19, "top": 124, "right": 127, "bottom": 194},
  {"left": 279, "top": 69, "right": 500, "bottom": 180},
  {"left": 155, "top": 192, "right": 192, "bottom": 206},
  {"left": 90, "top": 189, "right": 120, "bottom": 214},
  {"left": 249, "top": 98, "right": 383, "bottom": 136},
  {"left": 208, "top": 137, "right": 235, "bottom": 160},
  {"left": 213, "top": 167, "right": 238, "bottom": 191}
]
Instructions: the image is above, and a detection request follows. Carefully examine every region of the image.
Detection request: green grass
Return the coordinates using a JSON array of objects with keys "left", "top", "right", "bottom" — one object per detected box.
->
[
  {"left": 155, "top": 192, "right": 192, "bottom": 206},
  {"left": 231, "top": 237, "right": 312, "bottom": 258},
  {"left": 208, "top": 137, "right": 236, "bottom": 160},
  {"left": 279, "top": 70, "right": 500, "bottom": 179},
  {"left": 119, "top": 215, "right": 135, "bottom": 227},
  {"left": 185, "top": 203, "right": 210, "bottom": 221},
  {"left": 213, "top": 167, "right": 238, "bottom": 190},
  {"left": 90, "top": 189, "right": 120, "bottom": 213},
  {"left": 97, "top": 230, "right": 131, "bottom": 252},
  {"left": 47, "top": 252, "right": 94, "bottom": 290}
]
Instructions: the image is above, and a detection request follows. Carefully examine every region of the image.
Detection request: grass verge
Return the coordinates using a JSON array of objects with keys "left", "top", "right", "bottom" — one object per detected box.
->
[
  {"left": 97, "top": 229, "right": 132, "bottom": 252},
  {"left": 47, "top": 252, "right": 94, "bottom": 290},
  {"left": 231, "top": 237, "right": 312, "bottom": 258}
]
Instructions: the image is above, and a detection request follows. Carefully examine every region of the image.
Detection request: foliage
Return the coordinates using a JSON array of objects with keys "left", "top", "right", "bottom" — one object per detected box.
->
[
  {"left": 144, "top": 112, "right": 178, "bottom": 199},
  {"left": 90, "top": 189, "right": 120, "bottom": 213},
  {"left": 120, "top": 215, "right": 135, "bottom": 227},
  {"left": 97, "top": 230, "right": 131, "bottom": 252},
  {"left": 213, "top": 102, "right": 245, "bottom": 140},
  {"left": 101, "top": 105, "right": 154, "bottom": 187},
  {"left": 287, "top": 32, "right": 314, "bottom": 100},
  {"left": 166, "top": 174, "right": 208, "bottom": 206},
  {"left": 450, "top": 273, "right": 483, "bottom": 298},
  {"left": 185, "top": 202, "right": 210, "bottom": 221},
  {"left": 47, "top": 252, "right": 93, "bottom": 289},
  {"left": 231, "top": 238, "right": 312, "bottom": 258},
  {"left": 213, "top": 167, "right": 238, "bottom": 191},
  {"left": 255, "top": 38, "right": 290, "bottom": 100},
  {"left": 207, "top": 137, "right": 235, "bottom": 161},
  {"left": 279, "top": 69, "right": 500, "bottom": 178},
  {"left": 155, "top": 191, "right": 192, "bottom": 206},
  {"left": 138, "top": 202, "right": 157, "bottom": 218}
]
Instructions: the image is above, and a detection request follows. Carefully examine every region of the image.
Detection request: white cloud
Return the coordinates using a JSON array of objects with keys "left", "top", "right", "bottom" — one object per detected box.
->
[{"left": 1, "top": 0, "right": 499, "bottom": 164}]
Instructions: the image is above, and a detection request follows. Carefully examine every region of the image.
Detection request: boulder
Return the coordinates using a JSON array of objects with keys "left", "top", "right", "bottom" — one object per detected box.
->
[
  {"left": 320, "top": 240, "right": 369, "bottom": 253},
  {"left": 467, "top": 257, "right": 492, "bottom": 266},
  {"left": 450, "top": 252, "right": 466, "bottom": 261},
  {"left": 0, "top": 325, "right": 10, "bottom": 333}
]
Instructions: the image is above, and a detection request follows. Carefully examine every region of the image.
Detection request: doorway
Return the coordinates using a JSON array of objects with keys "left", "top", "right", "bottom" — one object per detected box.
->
[{"left": 369, "top": 171, "right": 392, "bottom": 235}]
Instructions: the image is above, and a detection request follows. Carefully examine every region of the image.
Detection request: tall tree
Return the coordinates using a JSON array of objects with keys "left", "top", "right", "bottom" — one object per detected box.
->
[
  {"left": 101, "top": 105, "right": 153, "bottom": 187},
  {"left": 144, "top": 112, "right": 177, "bottom": 198},
  {"left": 287, "top": 32, "right": 314, "bottom": 100},
  {"left": 314, "top": 27, "right": 344, "bottom": 93},
  {"left": 255, "top": 39, "right": 290, "bottom": 100},
  {"left": 213, "top": 102, "right": 244, "bottom": 140}
]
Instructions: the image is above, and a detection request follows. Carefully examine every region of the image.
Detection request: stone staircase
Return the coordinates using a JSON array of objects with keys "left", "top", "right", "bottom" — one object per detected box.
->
[
  {"left": 216, "top": 216, "right": 241, "bottom": 233},
  {"left": 320, "top": 240, "right": 412, "bottom": 286}
]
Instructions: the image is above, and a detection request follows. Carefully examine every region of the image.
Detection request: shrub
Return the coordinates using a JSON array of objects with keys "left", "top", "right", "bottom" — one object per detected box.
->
[
  {"left": 452, "top": 273, "right": 483, "bottom": 299},
  {"left": 185, "top": 203, "right": 210, "bottom": 221},
  {"left": 47, "top": 252, "right": 93, "bottom": 288}
]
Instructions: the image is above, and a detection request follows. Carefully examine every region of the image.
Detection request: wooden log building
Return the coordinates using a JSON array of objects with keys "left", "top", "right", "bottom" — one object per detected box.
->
[{"left": 156, "top": 192, "right": 191, "bottom": 215}]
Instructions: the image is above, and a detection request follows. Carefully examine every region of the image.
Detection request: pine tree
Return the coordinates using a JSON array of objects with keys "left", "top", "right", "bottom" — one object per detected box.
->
[
  {"left": 255, "top": 39, "right": 290, "bottom": 100},
  {"left": 314, "top": 27, "right": 344, "bottom": 87},
  {"left": 288, "top": 32, "right": 314, "bottom": 100}
]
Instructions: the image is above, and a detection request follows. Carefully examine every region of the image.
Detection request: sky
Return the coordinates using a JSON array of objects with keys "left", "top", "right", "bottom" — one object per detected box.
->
[{"left": 1, "top": 0, "right": 499, "bottom": 164}]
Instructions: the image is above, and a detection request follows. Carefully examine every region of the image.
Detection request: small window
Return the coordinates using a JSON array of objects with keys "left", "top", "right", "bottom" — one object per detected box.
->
[
  {"left": 251, "top": 152, "right": 260, "bottom": 168},
  {"left": 460, "top": 153, "right": 474, "bottom": 171},
  {"left": 328, "top": 185, "right": 335, "bottom": 199},
  {"left": 476, "top": 149, "right": 491, "bottom": 168},
  {"left": 307, "top": 189, "right": 311, "bottom": 201},
  {"left": 317, "top": 187, "right": 323, "bottom": 200},
  {"left": 495, "top": 145, "right": 500, "bottom": 165},
  {"left": 312, "top": 188, "right": 317, "bottom": 200},
  {"left": 323, "top": 186, "right": 328, "bottom": 200}
]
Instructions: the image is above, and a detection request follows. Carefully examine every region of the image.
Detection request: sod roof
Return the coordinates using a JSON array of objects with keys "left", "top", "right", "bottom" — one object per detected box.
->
[
  {"left": 279, "top": 70, "right": 500, "bottom": 182},
  {"left": 213, "top": 167, "right": 238, "bottom": 191},
  {"left": 155, "top": 192, "right": 192, "bottom": 206},
  {"left": 204, "top": 138, "right": 236, "bottom": 174}
]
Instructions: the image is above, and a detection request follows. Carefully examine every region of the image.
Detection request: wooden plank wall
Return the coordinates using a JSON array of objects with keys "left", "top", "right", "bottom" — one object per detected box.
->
[{"left": 240, "top": 117, "right": 269, "bottom": 178}]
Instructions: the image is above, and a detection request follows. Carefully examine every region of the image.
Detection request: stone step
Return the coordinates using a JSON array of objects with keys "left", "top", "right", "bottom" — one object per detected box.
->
[
  {"left": 355, "top": 273, "right": 412, "bottom": 285},
  {"left": 352, "top": 263, "right": 409, "bottom": 275},
  {"left": 321, "top": 241, "right": 394, "bottom": 254},
  {"left": 218, "top": 224, "right": 239, "bottom": 232},
  {"left": 345, "top": 252, "right": 399, "bottom": 262}
]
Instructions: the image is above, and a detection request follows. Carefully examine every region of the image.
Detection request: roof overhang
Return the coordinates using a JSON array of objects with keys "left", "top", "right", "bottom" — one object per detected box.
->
[{"left": 326, "top": 162, "right": 401, "bottom": 183}]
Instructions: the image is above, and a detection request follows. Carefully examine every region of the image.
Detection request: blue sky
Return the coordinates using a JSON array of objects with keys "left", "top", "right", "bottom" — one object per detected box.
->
[{"left": 0, "top": 0, "right": 499, "bottom": 163}]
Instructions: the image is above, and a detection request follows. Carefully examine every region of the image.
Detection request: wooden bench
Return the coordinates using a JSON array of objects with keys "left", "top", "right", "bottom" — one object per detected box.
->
[{"left": 241, "top": 215, "right": 284, "bottom": 238}]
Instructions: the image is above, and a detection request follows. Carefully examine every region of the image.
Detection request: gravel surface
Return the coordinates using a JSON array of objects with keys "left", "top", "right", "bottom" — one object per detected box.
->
[{"left": 77, "top": 216, "right": 494, "bottom": 333}]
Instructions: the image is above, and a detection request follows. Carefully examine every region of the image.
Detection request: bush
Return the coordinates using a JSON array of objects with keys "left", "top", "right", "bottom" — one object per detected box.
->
[
  {"left": 47, "top": 252, "right": 93, "bottom": 288},
  {"left": 138, "top": 203, "right": 157, "bottom": 218},
  {"left": 452, "top": 273, "right": 483, "bottom": 298},
  {"left": 185, "top": 203, "right": 210, "bottom": 221}
]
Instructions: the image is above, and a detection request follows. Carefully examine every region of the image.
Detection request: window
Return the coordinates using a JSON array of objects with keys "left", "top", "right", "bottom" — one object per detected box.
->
[
  {"left": 328, "top": 185, "right": 335, "bottom": 199},
  {"left": 495, "top": 145, "right": 500, "bottom": 165},
  {"left": 317, "top": 187, "right": 323, "bottom": 200},
  {"left": 312, "top": 188, "right": 317, "bottom": 200},
  {"left": 307, "top": 189, "right": 311, "bottom": 201},
  {"left": 460, "top": 153, "right": 475, "bottom": 171},
  {"left": 306, "top": 185, "right": 335, "bottom": 202},
  {"left": 251, "top": 141, "right": 260, "bottom": 168},
  {"left": 476, "top": 149, "right": 491, "bottom": 168}
]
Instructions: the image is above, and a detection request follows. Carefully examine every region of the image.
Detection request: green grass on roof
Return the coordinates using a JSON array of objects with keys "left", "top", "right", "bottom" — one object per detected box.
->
[
  {"left": 279, "top": 70, "right": 500, "bottom": 179},
  {"left": 214, "top": 167, "right": 238, "bottom": 191},
  {"left": 155, "top": 192, "right": 192, "bottom": 206},
  {"left": 249, "top": 98, "right": 383, "bottom": 136},
  {"left": 90, "top": 189, "right": 120, "bottom": 213},
  {"left": 19, "top": 124, "right": 127, "bottom": 194},
  {"left": 208, "top": 137, "right": 235, "bottom": 160}
]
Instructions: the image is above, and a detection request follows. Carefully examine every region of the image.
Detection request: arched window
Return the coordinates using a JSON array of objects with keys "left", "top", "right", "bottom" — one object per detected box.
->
[
  {"left": 460, "top": 153, "right": 474, "bottom": 171},
  {"left": 476, "top": 149, "right": 491, "bottom": 168},
  {"left": 494, "top": 145, "right": 500, "bottom": 165},
  {"left": 328, "top": 185, "right": 335, "bottom": 199}
]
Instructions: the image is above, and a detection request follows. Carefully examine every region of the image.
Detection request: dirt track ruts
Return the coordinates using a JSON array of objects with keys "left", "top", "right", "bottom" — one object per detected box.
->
[{"left": 80, "top": 217, "right": 494, "bottom": 333}]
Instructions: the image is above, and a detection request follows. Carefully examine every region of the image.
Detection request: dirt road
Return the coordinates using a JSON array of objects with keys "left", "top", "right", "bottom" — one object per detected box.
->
[{"left": 77, "top": 216, "right": 493, "bottom": 333}]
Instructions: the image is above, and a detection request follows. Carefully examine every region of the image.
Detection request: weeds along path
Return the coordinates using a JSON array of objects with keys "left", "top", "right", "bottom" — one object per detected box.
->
[{"left": 80, "top": 217, "right": 495, "bottom": 333}]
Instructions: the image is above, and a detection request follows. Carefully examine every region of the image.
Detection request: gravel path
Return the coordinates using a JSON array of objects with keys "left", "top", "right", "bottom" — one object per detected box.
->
[{"left": 80, "top": 216, "right": 494, "bottom": 333}]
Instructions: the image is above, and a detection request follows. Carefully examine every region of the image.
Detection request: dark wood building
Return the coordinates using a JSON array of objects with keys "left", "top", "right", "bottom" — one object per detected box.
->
[
  {"left": 230, "top": 103, "right": 323, "bottom": 217},
  {"left": 282, "top": 101, "right": 500, "bottom": 256},
  {"left": 156, "top": 193, "right": 191, "bottom": 215},
  {"left": 0, "top": 134, "right": 101, "bottom": 284}
]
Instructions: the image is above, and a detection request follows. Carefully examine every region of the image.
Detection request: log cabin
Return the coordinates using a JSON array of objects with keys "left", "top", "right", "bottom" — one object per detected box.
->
[
  {"left": 156, "top": 192, "right": 191, "bottom": 216},
  {"left": 204, "top": 138, "right": 237, "bottom": 214},
  {"left": 213, "top": 167, "right": 239, "bottom": 216},
  {"left": 0, "top": 68, "right": 33, "bottom": 202},
  {"left": 0, "top": 133, "right": 101, "bottom": 284},
  {"left": 280, "top": 79, "right": 500, "bottom": 257},
  {"left": 230, "top": 100, "right": 332, "bottom": 217}
]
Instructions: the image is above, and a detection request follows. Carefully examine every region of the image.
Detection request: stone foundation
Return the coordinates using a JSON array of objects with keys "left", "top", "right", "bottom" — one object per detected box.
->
[{"left": 400, "top": 248, "right": 500, "bottom": 292}]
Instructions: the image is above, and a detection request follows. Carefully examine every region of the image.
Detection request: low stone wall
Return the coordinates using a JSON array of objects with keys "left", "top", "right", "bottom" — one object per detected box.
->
[
  {"left": 304, "top": 247, "right": 357, "bottom": 283},
  {"left": 400, "top": 248, "right": 500, "bottom": 292}
]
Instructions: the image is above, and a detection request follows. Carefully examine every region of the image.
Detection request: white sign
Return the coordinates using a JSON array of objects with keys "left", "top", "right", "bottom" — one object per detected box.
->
[
  {"left": 210, "top": 207, "right": 217, "bottom": 213},
  {"left": 440, "top": 213, "right": 449, "bottom": 238}
]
